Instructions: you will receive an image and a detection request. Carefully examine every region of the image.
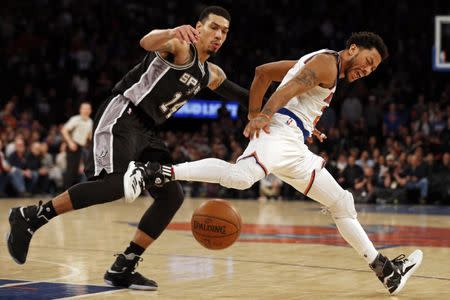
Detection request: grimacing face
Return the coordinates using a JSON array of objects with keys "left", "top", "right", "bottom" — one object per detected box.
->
[
  {"left": 196, "top": 14, "right": 229, "bottom": 55},
  {"left": 345, "top": 45, "right": 382, "bottom": 82}
]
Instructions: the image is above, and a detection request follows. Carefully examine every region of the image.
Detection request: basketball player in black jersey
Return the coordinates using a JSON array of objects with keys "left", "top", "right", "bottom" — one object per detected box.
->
[{"left": 7, "top": 6, "right": 250, "bottom": 290}]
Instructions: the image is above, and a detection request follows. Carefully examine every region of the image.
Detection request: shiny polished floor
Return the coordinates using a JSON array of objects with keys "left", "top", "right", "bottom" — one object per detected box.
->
[{"left": 1, "top": 197, "right": 449, "bottom": 299}]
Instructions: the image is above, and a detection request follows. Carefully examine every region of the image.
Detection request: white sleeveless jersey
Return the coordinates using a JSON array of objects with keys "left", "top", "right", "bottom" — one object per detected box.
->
[{"left": 278, "top": 49, "right": 340, "bottom": 135}]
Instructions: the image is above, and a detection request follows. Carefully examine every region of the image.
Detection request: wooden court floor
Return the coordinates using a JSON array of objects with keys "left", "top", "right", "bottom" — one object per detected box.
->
[{"left": 1, "top": 197, "right": 449, "bottom": 299}]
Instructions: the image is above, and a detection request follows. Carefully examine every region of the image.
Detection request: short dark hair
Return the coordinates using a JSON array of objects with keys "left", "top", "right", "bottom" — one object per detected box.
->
[
  {"left": 346, "top": 32, "right": 389, "bottom": 60},
  {"left": 198, "top": 6, "right": 231, "bottom": 23}
]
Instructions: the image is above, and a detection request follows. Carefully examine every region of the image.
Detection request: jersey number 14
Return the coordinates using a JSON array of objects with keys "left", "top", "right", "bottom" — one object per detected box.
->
[{"left": 159, "top": 92, "right": 186, "bottom": 118}]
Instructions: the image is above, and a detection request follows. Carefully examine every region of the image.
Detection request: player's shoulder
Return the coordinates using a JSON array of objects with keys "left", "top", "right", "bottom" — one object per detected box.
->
[
  {"left": 69, "top": 115, "right": 82, "bottom": 122},
  {"left": 308, "top": 52, "right": 338, "bottom": 66},
  {"left": 306, "top": 53, "right": 338, "bottom": 76}
]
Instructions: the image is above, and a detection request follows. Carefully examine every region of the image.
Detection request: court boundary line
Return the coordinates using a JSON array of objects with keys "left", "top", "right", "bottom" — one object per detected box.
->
[{"left": 0, "top": 256, "right": 81, "bottom": 288}]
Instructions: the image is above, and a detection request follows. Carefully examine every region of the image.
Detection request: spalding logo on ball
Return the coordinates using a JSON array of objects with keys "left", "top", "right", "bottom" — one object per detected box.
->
[{"left": 191, "top": 199, "right": 242, "bottom": 250}]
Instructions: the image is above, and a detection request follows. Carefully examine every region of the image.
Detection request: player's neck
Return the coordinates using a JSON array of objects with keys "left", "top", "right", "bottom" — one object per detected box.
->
[{"left": 194, "top": 43, "right": 210, "bottom": 63}]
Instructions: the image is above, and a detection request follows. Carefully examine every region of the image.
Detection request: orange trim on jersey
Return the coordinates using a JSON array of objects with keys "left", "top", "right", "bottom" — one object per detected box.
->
[
  {"left": 238, "top": 151, "right": 268, "bottom": 176},
  {"left": 313, "top": 92, "right": 334, "bottom": 126},
  {"left": 323, "top": 92, "right": 334, "bottom": 104},
  {"left": 304, "top": 170, "right": 316, "bottom": 196}
]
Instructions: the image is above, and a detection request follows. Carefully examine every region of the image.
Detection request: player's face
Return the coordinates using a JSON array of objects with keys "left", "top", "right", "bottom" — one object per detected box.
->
[
  {"left": 345, "top": 45, "right": 382, "bottom": 82},
  {"left": 79, "top": 103, "right": 92, "bottom": 118},
  {"left": 196, "top": 14, "right": 229, "bottom": 55}
]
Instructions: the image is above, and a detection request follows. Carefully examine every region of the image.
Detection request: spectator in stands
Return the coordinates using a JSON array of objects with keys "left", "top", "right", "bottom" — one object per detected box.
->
[
  {"left": 0, "top": 139, "right": 12, "bottom": 197},
  {"left": 429, "top": 153, "right": 450, "bottom": 204},
  {"left": 383, "top": 103, "right": 403, "bottom": 136},
  {"left": 356, "top": 150, "right": 374, "bottom": 168},
  {"left": 376, "top": 156, "right": 407, "bottom": 204},
  {"left": 7, "top": 137, "right": 36, "bottom": 196},
  {"left": 412, "top": 111, "right": 431, "bottom": 136},
  {"left": 339, "top": 155, "right": 364, "bottom": 190},
  {"left": 0, "top": 101, "right": 17, "bottom": 129},
  {"left": 354, "top": 166, "right": 377, "bottom": 203},
  {"left": 405, "top": 154, "right": 429, "bottom": 203},
  {"left": 28, "top": 142, "right": 49, "bottom": 194}
]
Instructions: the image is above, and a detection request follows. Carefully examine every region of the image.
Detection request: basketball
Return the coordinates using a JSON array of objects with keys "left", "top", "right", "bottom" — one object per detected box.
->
[{"left": 191, "top": 199, "right": 242, "bottom": 250}]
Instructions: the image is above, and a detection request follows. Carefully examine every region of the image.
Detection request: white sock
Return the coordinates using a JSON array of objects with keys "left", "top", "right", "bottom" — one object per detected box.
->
[
  {"left": 334, "top": 218, "right": 379, "bottom": 264},
  {"left": 173, "top": 158, "right": 231, "bottom": 183}
]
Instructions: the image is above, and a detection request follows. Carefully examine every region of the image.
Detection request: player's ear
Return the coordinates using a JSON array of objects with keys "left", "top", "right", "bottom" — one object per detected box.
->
[{"left": 349, "top": 44, "right": 358, "bottom": 56}]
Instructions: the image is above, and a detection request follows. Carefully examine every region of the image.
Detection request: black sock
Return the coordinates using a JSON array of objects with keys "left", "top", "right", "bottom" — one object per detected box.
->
[
  {"left": 124, "top": 241, "right": 145, "bottom": 256},
  {"left": 41, "top": 201, "right": 57, "bottom": 220},
  {"left": 26, "top": 200, "right": 57, "bottom": 230}
]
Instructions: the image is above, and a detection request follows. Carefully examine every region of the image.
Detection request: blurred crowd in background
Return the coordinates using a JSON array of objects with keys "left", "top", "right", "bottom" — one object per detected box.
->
[{"left": 1, "top": 0, "right": 449, "bottom": 204}]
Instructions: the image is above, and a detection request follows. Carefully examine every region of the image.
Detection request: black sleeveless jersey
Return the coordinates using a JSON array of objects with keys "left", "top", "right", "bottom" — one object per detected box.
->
[{"left": 112, "top": 44, "right": 210, "bottom": 125}]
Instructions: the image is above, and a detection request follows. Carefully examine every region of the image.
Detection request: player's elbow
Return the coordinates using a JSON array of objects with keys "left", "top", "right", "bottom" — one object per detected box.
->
[
  {"left": 139, "top": 37, "right": 146, "bottom": 49},
  {"left": 255, "top": 65, "right": 267, "bottom": 78},
  {"left": 254, "top": 66, "right": 271, "bottom": 84},
  {"left": 139, "top": 33, "right": 157, "bottom": 51},
  {"left": 139, "top": 37, "right": 151, "bottom": 51}
]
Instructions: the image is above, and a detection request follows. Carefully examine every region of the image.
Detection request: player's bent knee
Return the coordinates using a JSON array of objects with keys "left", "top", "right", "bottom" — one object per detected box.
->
[
  {"left": 165, "top": 181, "right": 184, "bottom": 209},
  {"left": 219, "top": 163, "right": 257, "bottom": 190},
  {"left": 69, "top": 173, "right": 124, "bottom": 209},
  {"left": 329, "top": 190, "right": 357, "bottom": 219},
  {"left": 150, "top": 181, "right": 184, "bottom": 210}
]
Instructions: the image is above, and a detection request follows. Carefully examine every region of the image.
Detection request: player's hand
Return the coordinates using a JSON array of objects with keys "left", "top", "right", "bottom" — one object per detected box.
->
[
  {"left": 68, "top": 141, "right": 78, "bottom": 151},
  {"left": 312, "top": 128, "right": 327, "bottom": 143},
  {"left": 170, "top": 25, "right": 199, "bottom": 44},
  {"left": 243, "top": 113, "right": 271, "bottom": 139}
]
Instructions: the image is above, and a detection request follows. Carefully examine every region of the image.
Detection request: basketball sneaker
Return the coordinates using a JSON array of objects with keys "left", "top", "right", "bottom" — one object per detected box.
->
[
  {"left": 7, "top": 201, "right": 49, "bottom": 264},
  {"left": 123, "top": 161, "right": 166, "bottom": 203},
  {"left": 370, "top": 250, "right": 423, "bottom": 295},
  {"left": 104, "top": 253, "right": 158, "bottom": 290}
]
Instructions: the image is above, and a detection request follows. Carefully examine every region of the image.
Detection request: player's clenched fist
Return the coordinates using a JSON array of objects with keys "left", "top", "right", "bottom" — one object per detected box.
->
[{"left": 170, "top": 25, "right": 199, "bottom": 44}]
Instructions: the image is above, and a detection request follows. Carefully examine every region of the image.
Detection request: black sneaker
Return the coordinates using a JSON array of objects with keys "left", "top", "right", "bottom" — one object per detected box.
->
[
  {"left": 104, "top": 253, "right": 158, "bottom": 291},
  {"left": 6, "top": 201, "right": 49, "bottom": 264},
  {"left": 370, "top": 250, "right": 423, "bottom": 295},
  {"left": 123, "top": 161, "right": 167, "bottom": 203}
]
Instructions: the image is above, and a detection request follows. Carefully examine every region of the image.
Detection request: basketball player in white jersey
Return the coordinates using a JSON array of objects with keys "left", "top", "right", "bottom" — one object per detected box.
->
[{"left": 128, "top": 32, "right": 422, "bottom": 295}]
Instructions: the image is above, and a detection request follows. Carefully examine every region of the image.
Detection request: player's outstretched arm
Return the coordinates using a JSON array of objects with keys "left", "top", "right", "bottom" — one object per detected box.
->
[
  {"left": 208, "top": 63, "right": 250, "bottom": 112},
  {"left": 139, "top": 25, "right": 199, "bottom": 54},
  {"left": 244, "top": 54, "right": 336, "bottom": 139},
  {"left": 248, "top": 60, "right": 297, "bottom": 120}
]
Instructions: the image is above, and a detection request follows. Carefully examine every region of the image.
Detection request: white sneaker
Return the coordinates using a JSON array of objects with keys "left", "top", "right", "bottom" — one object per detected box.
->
[
  {"left": 123, "top": 161, "right": 147, "bottom": 203},
  {"left": 371, "top": 249, "right": 423, "bottom": 295},
  {"left": 389, "top": 250, "right": 423, "bottom": 295}
]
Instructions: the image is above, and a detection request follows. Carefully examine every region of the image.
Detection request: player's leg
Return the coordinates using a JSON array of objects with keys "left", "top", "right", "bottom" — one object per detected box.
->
[
  {"left": 173, "top": 156, "right": 266, "bottom": 189},
  {"left": 124, "top": 129, "right": 280, "bottom": 199},
  {"left": 123, "top": 150, "right": 267, "bottom": 202},
  {"left": 7, "top": 95, "right": 136, "bottom": 264},
  {"left": 277, "top": 166, "right": 422, "bottom": 295},
  {"left": 7, "top": 172, "right": 126, "bottom": 264},
  {"left": 104, "top": 148, "right": 180, "bottom": 290}
]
